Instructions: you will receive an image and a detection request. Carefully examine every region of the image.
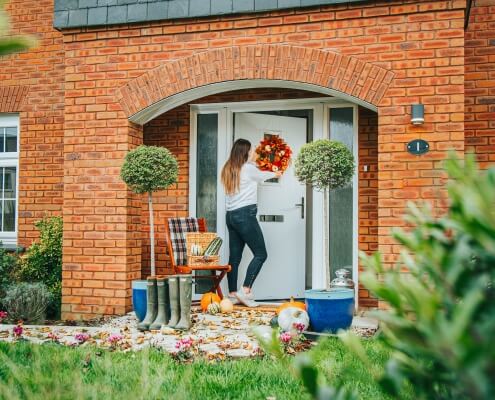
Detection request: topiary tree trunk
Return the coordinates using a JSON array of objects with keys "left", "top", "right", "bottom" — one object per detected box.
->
[
  {"left": 148, "top": 192, "right": 155, "bottom": 274},
  {"left": 323, "top": 189, "right": 331, "bottom": 291}
]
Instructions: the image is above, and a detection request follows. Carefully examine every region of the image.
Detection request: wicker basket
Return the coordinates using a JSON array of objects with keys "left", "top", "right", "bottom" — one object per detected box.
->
[{"left": 185, "top": 232, "right": 220, "bottom": 266}]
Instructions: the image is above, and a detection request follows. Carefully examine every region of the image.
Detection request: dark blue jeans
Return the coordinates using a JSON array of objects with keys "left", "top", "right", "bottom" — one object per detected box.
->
[{"left": 226, "top": 204, "right": 268, "bottom": 292}]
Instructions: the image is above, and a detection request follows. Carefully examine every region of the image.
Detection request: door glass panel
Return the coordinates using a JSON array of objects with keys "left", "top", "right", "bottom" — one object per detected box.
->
[
  {"left": 329, "top": 107, "right": 354, "bottom": 280},
  {"left": 195, "top": 113, "right": 218, "bottom": 293}
]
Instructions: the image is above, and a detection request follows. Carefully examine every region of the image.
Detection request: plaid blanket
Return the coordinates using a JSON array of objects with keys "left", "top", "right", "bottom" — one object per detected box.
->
[{"left": 168, "top": 218, "right": 199, "bottom": 266}]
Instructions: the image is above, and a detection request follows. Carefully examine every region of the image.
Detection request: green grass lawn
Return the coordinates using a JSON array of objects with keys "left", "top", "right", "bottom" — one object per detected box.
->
[{"left": 0, "top": 338, "right": 403, "bottom": 400}]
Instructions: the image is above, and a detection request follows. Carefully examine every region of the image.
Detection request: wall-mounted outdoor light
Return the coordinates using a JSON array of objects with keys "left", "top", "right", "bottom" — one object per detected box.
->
[{"left": 411, "top": 104, "right": 425, "bottom": 125}]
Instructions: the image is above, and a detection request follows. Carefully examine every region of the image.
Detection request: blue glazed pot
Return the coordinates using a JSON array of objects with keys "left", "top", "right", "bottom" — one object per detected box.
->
[
  {"left": 132, "top": 280, "right": 147, "bottom": 322},
  {"left": 305, "top": 288, "right": 354, "bottom": 333}
]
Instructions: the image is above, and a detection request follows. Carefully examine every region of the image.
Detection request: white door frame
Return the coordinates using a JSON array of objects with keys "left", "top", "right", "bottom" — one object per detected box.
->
[{"left": 189, "top": 98, "right": 359, "bottom": 304}]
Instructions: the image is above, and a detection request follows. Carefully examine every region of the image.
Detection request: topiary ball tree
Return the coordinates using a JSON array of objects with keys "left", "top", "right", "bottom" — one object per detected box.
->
[
  {"left": 295, "top": 139, "right": 355, "bottom": 290},
  {"left": 121, "top": 145, "right": 179, "bottom": 276}
]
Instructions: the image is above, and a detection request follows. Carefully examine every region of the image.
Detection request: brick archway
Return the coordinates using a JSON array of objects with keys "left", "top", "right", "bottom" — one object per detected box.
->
[{"left": 117, "top": 44, "right": 395, "bottom": 123}]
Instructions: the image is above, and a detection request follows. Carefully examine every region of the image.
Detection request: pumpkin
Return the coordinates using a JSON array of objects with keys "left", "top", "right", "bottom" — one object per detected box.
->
[
  {"left": 277, "top": 297, "right": 306, "bottom": 315},
  {"left": 219, "top": 298, "right": 234, "bottom": 313},
  {"left": 201, "top": 292, "right": 221, "bottom": 312},
  {"left": 278, "top": 307, "right": 309, "bottom": 333},
  {"left": 207, "top": 302, "right": 221, "bottom": 315}
]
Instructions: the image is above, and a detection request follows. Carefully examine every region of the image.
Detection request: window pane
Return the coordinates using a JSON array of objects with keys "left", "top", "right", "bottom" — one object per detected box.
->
[
  {"left": 4, "top": 167, "right": 16, "bottom": 198},
  {"left": 195, "top": 113, "right": 218, "bottom": 294},
  {"left": 5, "top": 127, "right": 17, "bottom": 152},
  {"left": 329, "top": 107, "right": 354, "bottom": 279},
  {"left": 0, "top": 128, "right": 4, "bottom": 152},
  {"left": 3, "top": 199, "right": 15, "bottom": 232}
]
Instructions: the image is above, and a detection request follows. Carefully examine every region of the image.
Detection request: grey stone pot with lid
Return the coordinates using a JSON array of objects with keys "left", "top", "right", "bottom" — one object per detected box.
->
[{"left": 330, "top": 268, "right": 355, "bottom": 289}]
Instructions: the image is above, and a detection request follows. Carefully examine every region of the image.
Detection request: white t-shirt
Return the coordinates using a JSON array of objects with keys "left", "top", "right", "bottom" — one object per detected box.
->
[{"left": 226, "top": 163, "right": 277, "bottom": 211}]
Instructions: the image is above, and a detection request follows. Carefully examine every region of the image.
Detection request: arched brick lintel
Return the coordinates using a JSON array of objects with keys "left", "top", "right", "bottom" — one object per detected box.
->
[{"left": 117, "top": 45, "right": 395, "bottom": 125}]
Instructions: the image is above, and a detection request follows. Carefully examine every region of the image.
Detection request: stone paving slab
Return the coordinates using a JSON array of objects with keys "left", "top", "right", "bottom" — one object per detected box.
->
[{"left": 0, "top": 308, "right": 378, "bottom": 358}]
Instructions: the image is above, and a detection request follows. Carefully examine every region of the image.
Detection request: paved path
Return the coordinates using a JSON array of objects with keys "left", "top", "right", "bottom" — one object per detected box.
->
[{"left": 0, "top": 308, "right": 378, "bottom": 359}]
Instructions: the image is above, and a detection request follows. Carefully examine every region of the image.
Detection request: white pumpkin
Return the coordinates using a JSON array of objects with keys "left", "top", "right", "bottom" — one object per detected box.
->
[
  {"left": 278, "top": 307, "right": 309, "bottom": 333},
  {"left": 219, "top": 298, "right": 234, "bottom": 313}
]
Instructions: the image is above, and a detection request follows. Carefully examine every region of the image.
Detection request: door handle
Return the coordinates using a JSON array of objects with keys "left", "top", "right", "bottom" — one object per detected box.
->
[{"left": 295, "top": 197, "right": 305, "bottom": 219}]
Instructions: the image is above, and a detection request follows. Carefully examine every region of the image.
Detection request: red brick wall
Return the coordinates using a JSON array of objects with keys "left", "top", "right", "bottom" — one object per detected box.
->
[
  {"left": 143, "top": 104, "right": 189, "bottom": 277},
  {"left": 465, "top": 0, "right": 495, "bottom": 167},
  {"left": 0, "top": 0, "right": 64, "bottom": 245}
]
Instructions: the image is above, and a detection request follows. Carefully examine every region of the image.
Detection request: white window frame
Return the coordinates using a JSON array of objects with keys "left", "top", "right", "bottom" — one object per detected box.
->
[{"left": 0, "top": 113, "right": 20, "bottom": 246}]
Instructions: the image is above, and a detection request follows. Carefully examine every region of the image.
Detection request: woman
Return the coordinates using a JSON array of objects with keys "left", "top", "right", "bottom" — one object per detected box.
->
[{"left": 221, "top": 138, "right": 282, "bottom": 307}]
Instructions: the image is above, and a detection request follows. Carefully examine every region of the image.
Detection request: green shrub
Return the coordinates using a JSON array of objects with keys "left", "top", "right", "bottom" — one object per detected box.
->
[
  {"left": 295, "top": 139, "right": 355, "bottom": 191},
  {"left": 356, "top": 155, "right": 495, "bottom": 400},
  {"left": 0, "top": 246, "right": 19, "bottom": 301},
  {"left": 3, "top": 282, "right": 52, "bottom": 324},
  {"left": 18, "top": 216, "right": 62, "bottom": 319}
]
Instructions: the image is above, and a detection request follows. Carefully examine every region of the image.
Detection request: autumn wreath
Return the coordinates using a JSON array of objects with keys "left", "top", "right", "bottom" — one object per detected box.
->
[{"left": 255, "top": 134, "right": 292, "bottom": 173}]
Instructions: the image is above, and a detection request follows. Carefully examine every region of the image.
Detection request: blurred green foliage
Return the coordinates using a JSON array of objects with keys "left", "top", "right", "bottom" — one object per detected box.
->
[
  {"left": 0, "top": 0, "right": 35, "bottom": 57},
  {"left": 359, "top": 155, "right": 495, "bottom": 399}
]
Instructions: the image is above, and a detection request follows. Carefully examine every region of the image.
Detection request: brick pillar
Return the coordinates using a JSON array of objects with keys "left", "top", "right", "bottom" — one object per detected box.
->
[{"left": 62, "top": 118, "right": 143, "bottom": 320}]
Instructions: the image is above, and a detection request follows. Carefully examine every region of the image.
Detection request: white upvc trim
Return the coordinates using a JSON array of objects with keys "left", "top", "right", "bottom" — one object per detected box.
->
[
  {"left": 311, "top": 103, "right": 325, "bottom": 292},
  {"left": 131, "top": 80, "right": 377, "bottom": 125},
  {"left": 352, "top": 105, "right": 359, "bottom": 306},
  {"left": 190, "top": 98, "right": 359, "bottom": 304},
  {"left": 191, "top": 97, "right": 352, "bottom": 112},
  {"left": 188, "top": 107, "right": 198, "bottom": 218},
  {"left": 0, "top": 113, "right": 20, "bottom": 247}
]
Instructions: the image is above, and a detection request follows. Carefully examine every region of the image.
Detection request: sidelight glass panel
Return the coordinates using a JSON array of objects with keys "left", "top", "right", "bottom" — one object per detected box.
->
[
  {"left": 196, "top": 113, "right": 218, "bottom": 231},
  {"left": 195, "top": 113, "right": 218, "bottom": 293},
  {"left": 329, "top": 107, "right": 354, "bottom": 280}
]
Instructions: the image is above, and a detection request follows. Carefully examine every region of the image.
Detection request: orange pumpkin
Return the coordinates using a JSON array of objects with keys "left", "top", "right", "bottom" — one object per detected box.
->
[
  {"left": 200, "top": 292, "right": 221, "bottom": 312},
  {"left": 277, "top": 297, "right": 306, "bottom": 315}
]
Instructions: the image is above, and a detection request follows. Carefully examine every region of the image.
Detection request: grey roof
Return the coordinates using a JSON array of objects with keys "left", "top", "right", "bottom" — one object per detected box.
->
[{"left": 54, "top": 0, "right": 370, "bottom": 29}]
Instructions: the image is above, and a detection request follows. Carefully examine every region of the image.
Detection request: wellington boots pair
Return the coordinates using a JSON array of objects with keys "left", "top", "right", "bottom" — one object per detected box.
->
[
  {"left": 149, "top": 277, "right": 170, "bottom": 330},
  {"left": 166, "top": 275, "right": 192, "bottom": 331},
  {"left": 137, "top": 277, "right": 157, "bottom": 331}
]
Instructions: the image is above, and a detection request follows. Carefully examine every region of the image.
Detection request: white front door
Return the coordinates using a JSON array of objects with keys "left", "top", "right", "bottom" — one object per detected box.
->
[{"left": 233, "top": 112, "right": 307, "bottom": 300}]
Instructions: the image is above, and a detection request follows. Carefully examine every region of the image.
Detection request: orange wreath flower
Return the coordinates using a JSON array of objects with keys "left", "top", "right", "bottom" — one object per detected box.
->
[{"left": 255, "top": 135, "right": 292, "bottom": 173}]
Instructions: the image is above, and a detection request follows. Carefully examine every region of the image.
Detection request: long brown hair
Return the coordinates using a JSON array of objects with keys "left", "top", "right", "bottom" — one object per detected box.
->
[{"left": 221, "top": 139, "right": 251, "bottom": 195}]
